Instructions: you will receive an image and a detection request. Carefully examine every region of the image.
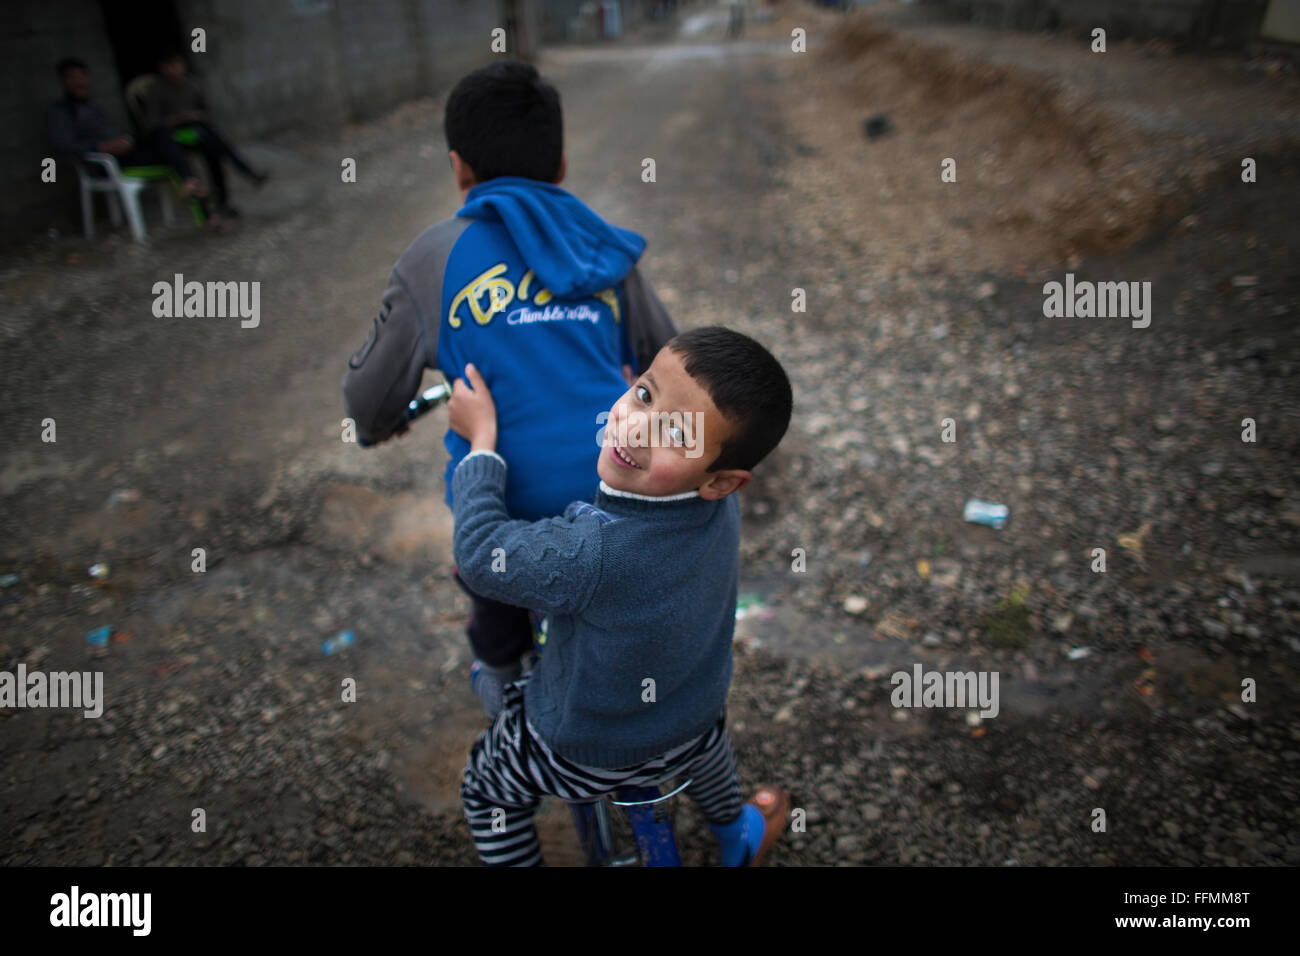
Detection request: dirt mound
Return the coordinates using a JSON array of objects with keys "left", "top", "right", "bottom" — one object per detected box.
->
[{"left": 775, "top": 8, "right": 1240, "bottom": 271}]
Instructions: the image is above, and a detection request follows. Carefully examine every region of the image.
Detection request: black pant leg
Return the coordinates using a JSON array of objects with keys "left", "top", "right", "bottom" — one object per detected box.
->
[
  {"left": 191, "top": 121, "right": 257, "bottom": 179},
  {"left": 143, "top": 129, "right": 196, "bottom": 180},
  {"left": 451, "top": 568, "right": 536, "bottom": 668}
]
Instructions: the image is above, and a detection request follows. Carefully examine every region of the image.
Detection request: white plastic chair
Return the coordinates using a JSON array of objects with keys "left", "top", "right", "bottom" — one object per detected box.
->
[{"left": 75, "top": 152, "right": 175, "bottom": 243}]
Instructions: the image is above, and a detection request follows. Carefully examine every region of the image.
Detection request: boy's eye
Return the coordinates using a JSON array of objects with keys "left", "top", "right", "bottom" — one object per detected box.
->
[{"left": 635, "top": 385, "right": 650, "bottom": 403}]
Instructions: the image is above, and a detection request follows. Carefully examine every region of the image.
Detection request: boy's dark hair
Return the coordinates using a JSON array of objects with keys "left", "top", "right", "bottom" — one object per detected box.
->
[
  {"left": 444, "top": 60, "right": 562, "bottom": 184},
  {"left": 56, "top": 57, "right": 87, "bottom": 76},
  {"left": 667, "top": 326, "right": 793, "bottom": 473},
  {"left": 157, "top": 50, "right": 185, "bottom": 66}
]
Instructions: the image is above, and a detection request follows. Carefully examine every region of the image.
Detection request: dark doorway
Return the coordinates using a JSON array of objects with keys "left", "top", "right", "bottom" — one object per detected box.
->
[{"left": 98, "top": 0, "right": 187, "bottom": 92}]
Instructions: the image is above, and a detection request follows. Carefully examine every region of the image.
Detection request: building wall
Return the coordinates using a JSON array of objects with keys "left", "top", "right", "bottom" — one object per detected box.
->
[
  {"left": 2, "top": 0, "right": 511, "bottom": 244},
  {"left": 1261, "top": 0, "right": 1300, "bottom": 42}
]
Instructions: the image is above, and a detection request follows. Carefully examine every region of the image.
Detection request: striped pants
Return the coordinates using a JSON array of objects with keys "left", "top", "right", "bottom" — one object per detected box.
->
[{"left": 461, "top": 674, "right": 744, "bottom": 866}]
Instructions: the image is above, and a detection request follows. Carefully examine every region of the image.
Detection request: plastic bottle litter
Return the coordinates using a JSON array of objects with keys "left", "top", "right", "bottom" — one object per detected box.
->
[
  {"left": 89, "top": 563, "right": 110, "bottom": 580},
  {"left": 963, "top": 498, "right": 1009, "bottom": 529},
  {"left": 321, "top": 630, "right": 355, "bottom": 656},
  {"left": 86, "top": 626, "right": 114, "bottom": 646},
  {"left": 735, "top": 595, "right": 773, "bottom": 622}
]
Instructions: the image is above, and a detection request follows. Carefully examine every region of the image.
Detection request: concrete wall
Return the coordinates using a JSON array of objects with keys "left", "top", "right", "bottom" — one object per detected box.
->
[
  {"left": 173, "top": 0, "right": 506, "bottom": 140},
  {"left": 1261, "top": 0, "right": 1300, "bottom": 42},
  {"left": 2, "top": 0, "right": 512, "bottom": 244}
]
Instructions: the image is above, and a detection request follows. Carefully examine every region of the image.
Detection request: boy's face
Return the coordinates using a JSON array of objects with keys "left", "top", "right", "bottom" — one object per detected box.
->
[{"left": 597, "top": 346, "right": 751, "bottom": 501}]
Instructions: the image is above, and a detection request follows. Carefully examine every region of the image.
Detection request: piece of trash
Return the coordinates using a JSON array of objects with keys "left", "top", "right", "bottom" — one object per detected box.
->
[
  {"left": 86, "top": 626, "right": 114, "bottom": 647},
  {"left": 321, "top": 629, "right": 355, "bottom": 656},
  {"left": 735, "top": 594, "right": 773, "bottom": 622},
  {"left": 0, "top": 573, "right": 19, "bottom": 587},
  {"left": 965, "top": 710, "right": 982, "bottom": 727},
  {"left": 843, "top": 595, "right": 869, "bottom": 615},
  {"left": 107, "top": 489, "right": 141, "bottom": 507},
  {"left": 963, "top": 499, "right": 1009, "bottom": 529},
  {"left": 112, "top": 630, "right": 132, "bottom": 644},
  {"left": 1050, "top": 611, "right": 1074, "bottom": 633},
  {"left": 89, "top": 563, "right": 110, "bottom": 580},
  {"left": 1067, "top": 646, "right": 1092, "bottom": 661},
  {"left": 1137, "top": 647, "right": 1156, "bottom": 664},
  {"left": 862, "top": 114, "right": 895, "bottom": 139},
  {"left": 1117, "top": 521, "right": 1153, "bottom": 558},
  {"left": 970, "top": 727, "right": 986, "bottom": 738},
  {"left": 915, "top": 559, "right": 931, "bottom": 580}
]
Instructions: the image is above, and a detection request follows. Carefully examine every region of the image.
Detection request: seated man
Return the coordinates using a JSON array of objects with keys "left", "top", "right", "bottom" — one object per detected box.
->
[
  {"left": 47, "top": 57, "right": 204, "bottom": 201},
  {"left": 143, "top": 52, "right": 268, "bottom": 220}
]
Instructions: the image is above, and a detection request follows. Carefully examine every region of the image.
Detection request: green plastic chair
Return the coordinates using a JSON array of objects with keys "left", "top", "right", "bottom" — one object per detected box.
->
[{"left": 121, "top": 163, "right": 206, "bottom": 225}]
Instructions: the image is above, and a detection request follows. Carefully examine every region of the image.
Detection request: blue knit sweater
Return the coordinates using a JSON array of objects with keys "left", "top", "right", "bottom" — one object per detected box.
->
[{"left": 452, "top": 450, "right": 739, "bottom": 768}]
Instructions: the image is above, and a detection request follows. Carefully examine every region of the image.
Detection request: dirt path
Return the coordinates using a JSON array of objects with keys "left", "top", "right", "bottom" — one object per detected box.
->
[{"left": 1, "top": 1, "right": 1297, "bottom": 866}]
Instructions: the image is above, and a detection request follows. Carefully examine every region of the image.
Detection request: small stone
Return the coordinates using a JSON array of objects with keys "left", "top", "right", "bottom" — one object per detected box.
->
[
  {"left": 835, "top": 835, "right": 864, "bottom": 855},
  {"left": 861, "top": 803, "right": 883, "bottom": 822}
]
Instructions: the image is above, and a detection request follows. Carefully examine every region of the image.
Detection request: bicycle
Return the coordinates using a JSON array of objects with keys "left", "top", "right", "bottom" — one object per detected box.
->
[{"left": 405, "top": 379, "right": 689, "bottom": 867}]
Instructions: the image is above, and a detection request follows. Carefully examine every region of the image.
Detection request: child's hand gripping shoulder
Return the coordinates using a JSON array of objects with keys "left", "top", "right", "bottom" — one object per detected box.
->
[{"left": 447, "top": 362, "right": 498, "bottom": 452}]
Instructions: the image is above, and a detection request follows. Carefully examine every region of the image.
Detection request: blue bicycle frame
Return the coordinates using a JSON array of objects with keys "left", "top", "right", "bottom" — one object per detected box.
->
[{"left": 530, "top": 610, "right": 685, "bottom": 867}]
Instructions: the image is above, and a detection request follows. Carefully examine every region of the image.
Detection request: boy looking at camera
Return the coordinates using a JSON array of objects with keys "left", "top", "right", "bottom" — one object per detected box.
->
[{"left": 446, "top": 326, "right": 793, "bottom": 867}]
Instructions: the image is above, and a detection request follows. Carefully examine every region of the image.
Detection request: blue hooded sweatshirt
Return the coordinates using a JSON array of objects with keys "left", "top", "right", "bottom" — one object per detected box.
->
[{"left": 438, "top": 177, "right": 647, "bottom": 521}]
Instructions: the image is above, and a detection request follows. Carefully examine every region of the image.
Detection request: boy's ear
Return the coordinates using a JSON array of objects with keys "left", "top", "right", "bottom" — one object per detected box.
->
[
  {"left": 554, "top": 153, "right": 567, "bottom": 186},
  {"left": 698, "top": 470, "right": 750, "bottom": 501},
  {"left": 449, "top": 150, "right": 477, "bottom": 193}
]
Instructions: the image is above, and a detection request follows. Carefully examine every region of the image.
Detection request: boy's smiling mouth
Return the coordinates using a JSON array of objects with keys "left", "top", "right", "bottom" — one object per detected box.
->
[{"left": 609, "top": 443, "right": 643, "bottom": 470}]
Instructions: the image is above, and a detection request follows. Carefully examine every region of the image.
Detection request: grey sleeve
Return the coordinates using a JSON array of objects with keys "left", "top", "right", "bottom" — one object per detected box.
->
[
  {"left": 341, "top": 218, "right": 469, "bottom": 446},
  {"left": 622, "top": 264, "right": 680, "bottom": 375}
]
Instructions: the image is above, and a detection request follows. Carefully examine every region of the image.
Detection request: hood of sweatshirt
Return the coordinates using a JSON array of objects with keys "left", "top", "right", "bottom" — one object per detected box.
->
[{"left": 455, "top": 176, "right": 646, "bottom": 300}]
